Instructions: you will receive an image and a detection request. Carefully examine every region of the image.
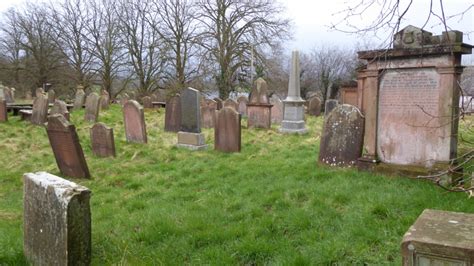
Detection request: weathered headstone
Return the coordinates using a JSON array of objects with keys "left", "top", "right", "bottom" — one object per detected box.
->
[
  {"left": 319, "top": 104, "right": 364, "bottom": 166},
  {"left": 73, "top": 87, "right": 86, "bottom": 110},
  {"left": 123, "top": 100, "right": 147, "bottom": 143},
  {"left": 214, "top": 97, "right": 223, "bottom": 110},
  {"left": 401, "top": 209, "right": 474, "bottom": 265},
  {"left": 270, "top": 94, "right": 283, "bottom": 124},
  {"left": 247, "top": 78, "right": 272, "bottom": 129},
  {"left": 35, "top": 87, "right": 44, "bottom": 98},
  {"left": 237, "top": 96, "right": 248, "bottom": 117},
  {"left": 215, "top": 107, "right": 241, "bottom": 153},
  {"left": 325, "top": 99, "right": 339, "bottom": 118},
  {"left": 90, "top": 123, "right": 116, "bottom": 157},
  {"left": 31, "top": 93, "right": 49, "bottom": 126},
  {"left": 3, "top": 87, "right": 14, "bottom": 103},
  {"left": 201, "top": 99, "right": 217, "bottom": 128},
  {"left": 46, "top": 114, "right": 91, "bottom": 178},
  {"left": 47, "top": 89, "right": 55, "bottom": 104},
  {"left": 142, "top": 96, "right": 153, "bottom": 109},
  {"left": 50, "top": 100, "right": 70, "bottom": 121},
  {"left": 100, "top": 90, "right": 110, "bottom": 110},
  {"left": 223, "top": 98, "right": 238, "bottom": 111},
  {"left": 165, "top": 95, "right": 181, "bottom": 132},
  {"left": 23, "top": 172, "right": 91, "bottom": 265},
  {"left": 177, "top": 88, "right": 207, "bottom": 150},
  {"left": 307, "top": 96, "right": 322, "bottom": 116},
  {"left": 0, "top": 98, "right": 7, "bottom": 122},
  {"left": 84, "top": 92, "right": 100, "bottom": 122}
]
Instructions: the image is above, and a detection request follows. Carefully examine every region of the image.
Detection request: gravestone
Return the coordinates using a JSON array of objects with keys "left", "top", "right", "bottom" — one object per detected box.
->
[
  {"left": 90, "top": 123, "right": 116, "bottom": 157},
  {"left": 46, "top": 114, "right": 90, "bottom": 178},
  {"left": 25, "top": 91, "right": 33, "bottom": 100},
  {"left": 215, "top": 107, "right": 241, "bottom": 153},
  {"left": 0, "top": 85, "right": 4, "bottom": 100},
  {"left": 357, "top": 25, "right": 472, "bottom": 173},
  {"left": 177, "top": 88, "right": 207, "bottom": 150},
  {"left": 280, "top": 51, "right": 307, "bottom": 134},
  {"left": 201, "top": 99, "right": 217, "bottom": 128},
  {"left": 3, "top": 87, "right": 14, "bottom": 103},
  {"left": 319, "top": 104, "right": 364, "bottom": 166},
  {"left": 214, "top": 97, "right": 223, "bottom": 110},
  {"left": 164, "top": 95, "right": 181, "bottom": 132},
  {"left": 73, "top": 87, "right": 86, "bottom": 110},
  {"left": 35, "top": 87, "right": 44, "bottom": 98},
  {"left": 31, "top": 93, "right": 49, "bottom": 126},
  {"left": 23, "top": 172, "right": 91, "bottom": 265},
  {"left": 123, "top": 100, "right": 147, "bottom": 143},
  {"left": 401, "top": 209, "right": 474, "bottom": 265},
  {"left": 270, "top": 94, "right": 283, "bottom": 124},
  {"left": 50, "top": 100, "right": 70, "bottom": 121},
  {"left": 84, "top": 92, "right": 100, "bottom": 122},
  {"left": 47, "top": 89, "right": 55, "bottom": 104},
  {"left": 0, "top": 98, "right": 7, "bottom": 122},
  {"left": 237, "top": 96, "right": 248, "bottom": 117},
  {"left": 223, "top": 98, "right": 238, "bottom": 111},
  {"left": 247, "top": 78, "right": 272, "bottom": 129},
  {"left": 119, "top": 93, "right": 130, "bottom": 106},
  {"left": 307, "top": 96, "right": 322, "bottom": 116},
  {"left": 100, "top": 90, "right": 110, "bottom": 110},
  {"left": 142, "top": 96, "right": 153, "bottom": 109},
  {"left": 325, "top": 99, "right": 339, "bottom": 118}
]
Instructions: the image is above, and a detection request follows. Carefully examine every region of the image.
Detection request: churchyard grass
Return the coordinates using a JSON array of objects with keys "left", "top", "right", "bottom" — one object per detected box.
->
[{"left": 0, "top": 105, "right": 473, "bottom": 264}]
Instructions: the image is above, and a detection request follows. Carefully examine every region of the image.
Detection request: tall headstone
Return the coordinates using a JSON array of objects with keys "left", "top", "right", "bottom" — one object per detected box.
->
[
  {"left": 123, "top": 100, "right": 147, "bottom": 143},
  {"left": 90, "top": 123, "right": 116, "bottom": 157},
  {"left": 214, "top": 97, "right": 223, "bottom": 110},
  {"left": 223, "top": 98, "right": 238, "bottom": 111},
  {"left": 319, "top": 104, "right": 365, "bottom": 166},
  {"left": 47, "top": 89, "right": 56, "bottom": 104},
  {"left": 142, "top": 96, "right": 153, "bottom": 109},
  {"left": 73, "top": 87, "right": 86, "bottom": 110},
  {"left": 164, "top": 95, "right": 181, "bottom": 132},
  {"left": 84, "top": 92, "right": 100, "bottom": 122},
  {"left": 177, "top": 88, "right": 207, "bottom": 150},
  {"left": 237, "top": 96, "right": 248, "bottom": 117},
  {"left": 201, "top": 99, "right": 217, "bottom": 128},
  {"left": 270, "top": 94, "right": 284, "bottom": 124},
  {"left": 247, "top": 78, "right": 273, "bottom": 129},
  {"left": 324, "top": 99, "right": 339, "bottom": 118},
  {"left": 0, "top": 98, "right": 7, "bottom": 122},
  {"left": 307, "top": 96, "right": 322, "bottom": 116},
  {"left": 100, "top": 90, "right": 110, "bottom": 110},
  {"left": 50, "top": 100, "right": 70, "bottom": 121},
  {"left": 46, "top": 114, "right": 91, "bottom": 178},
  {"left": 23, "top": 172, "right": 91, "bottom": 265},
  {"left": 31, "top": 93, "right": 49, "bottom": 126},
  {"left": 215, "top": 107, "right": 241, "bottom": 153}
]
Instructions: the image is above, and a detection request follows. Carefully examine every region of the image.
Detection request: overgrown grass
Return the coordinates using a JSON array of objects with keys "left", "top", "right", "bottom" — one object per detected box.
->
[{"left": 0, "top": 105, "right": 473, "bottom": 265}]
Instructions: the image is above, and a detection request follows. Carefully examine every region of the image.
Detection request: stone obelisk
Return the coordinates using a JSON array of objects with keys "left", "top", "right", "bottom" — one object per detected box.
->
[{"left": 280, "top": 50, "right": 307, "bottom": 134}]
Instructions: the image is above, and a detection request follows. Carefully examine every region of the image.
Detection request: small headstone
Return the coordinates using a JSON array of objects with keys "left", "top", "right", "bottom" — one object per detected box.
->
[
  {"left": 35, "top": 87, "right": 44, "bottom": 98},
  {"left": 142, "top": 96, "right": 153, "bottom": 109},
  {"left": 90, "top": 123, "right": 116, "bottom": 157},
  {"left": 201, "top": 99, "right": 217, "bottom": 128},
  {"left": 247, "top": 78, "right": 272, "bottom": 129},
  {"left": 177, "top": 88, "right": 207, "bottom": 150},
  {"left": 84, "top": 92, "right": 100, "bottom": 122},
  {"left": 46, "top": 114, "right": 91, "bottom": 178},
  {"left": 50, "top": 100, "right": 70, "bottom": 121},
  {"left": 73, "top": 87, "right": 86, "bottom": 110},
  {"left": 215, "top": 107, "right": 241, "bottom": 153},
  {"left": 4, "top": 87, "right": 15, "bottom": 103},
  {"left": 237, "top": 96, "right": 248, "bottom": 117},
  {"left": 325, "top": 99, "right": 339, "bottom": 117},
  {"left": 164, "top": 95, "right": 181, "bottom": 132},
  {"left": 270, "top": 94, "right": 283, "bottom": 124},
  {"left": 319, "top": 104, "right": 364, "bottom": 166},
  {"left": 0, "top": 98, "right": 7, "bottom": 122},
  {"left": 214, "top": 97, "right": 223, "bottom": 110},
  {"left": 223, "top": 99, "right": 238, "bottom": 111},
  {"left": 123, "top": 100, "right": 147, "bottom": 143},
  {"left": 47, "top": 89, "right": 55, "bottom": 104},
  {"left": 100, "top": 90, "right": 110, "bottom": 110},
  {"left": 23, "top": 172, "right": 91, "bottom": 265},
  {"left": 31, "top": 93, "right": 49, "bottom": 126},
  {"left": 308, "top": 97, "right": 322, "bottom": 116}
]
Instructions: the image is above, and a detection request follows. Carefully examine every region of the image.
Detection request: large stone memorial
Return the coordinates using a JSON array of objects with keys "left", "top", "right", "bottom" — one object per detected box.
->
[
  {"left": 31, "top": 93, "right": 49, "bottom": 126},
  {"left": 270, "top": 94, "right": 283, "bottom": 124},
  {"left": 23, "top": 172, "right": 91, "bottom": 265},
  {"left": 0, "top": 98, "right": 7, "bottom": 122},
  {"left": 247, "top": 78, "right": 272, "bottom": 129},
  {"left": 123, "top": 100, "right": 147, "bottom": 143},
  {"left": 215, "top": 107, "right": 241, "bottom": 153},
  {"left": 46, "top": 114, "right": 90, "bottom": 178},
  {"left": 90, "top": 122, "right": 116, "bottom": 157},
  {"left": 50, "top": 100, "right": 70, "bottom": 121},
  {"left": 164, "top": 95, "right": 181, "bottom": 132},
  {"left": 237, "top": 96, "right": 248, "bottom": 117},
  {"left": 280, "top": 51, "right": 308, "bottom": 134},
  {"left": 177, "top": 88, "right": 207, "bottom": 150},
  {"left": 84, "top": 92, "right": 100, "bottom": 122},
  {"left": 73, "top": 86, "right": 86, "bottom": 110},
  {"left": 356, "top": 25, "right": 472, "bottom": 174},
  {"left": 201, "top": 99, "right": 217, "bottom": 128},
  {"left": 318, "top": 104, "right": 364, "bottom": 166}
]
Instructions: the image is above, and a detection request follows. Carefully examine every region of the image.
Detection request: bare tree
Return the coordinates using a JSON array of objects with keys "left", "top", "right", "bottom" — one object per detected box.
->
[{"left": 0, "top": 9, "right": 25, "bottom": 90}]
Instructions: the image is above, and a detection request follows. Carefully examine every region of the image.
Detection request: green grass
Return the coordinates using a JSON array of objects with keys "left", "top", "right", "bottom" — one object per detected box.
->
[{"left": 0, "top": 105, "right": 473, "bottom": 265}]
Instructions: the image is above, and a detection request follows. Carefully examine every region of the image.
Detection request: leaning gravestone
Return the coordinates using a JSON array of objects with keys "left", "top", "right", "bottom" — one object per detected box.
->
[
  {"left": 31, "top": 93, "right": 49, "bottom": 126},
  {"left": 247, "top": 78, "right": 273, "bottom": 129},
  {"left": 324, "top": 99, "right": 339, "bottom": 118},
  {"left": 308, "top": 96, "right": 322, "bottom": 116},
  {"left": 23, "top": 172, "right": 91, "bottom": 265},
  {"left": 319, "top": 104, "right": 364, "bottom": 166},
  {"left": 164, "top": 95, "right": 181, "bottom": 132},
  {"left": 123, "top": 100, "right": 147, "bottom": 143},
  {"left": 237, "top": 96, "right": 248, "bottom": 117},
  {"left": 215, "top": 107, "right": 241, "bottom": 153},
  {"left": 270, "top": 94, "right": 283, "bottom": 124},
  {"left": 0, "top": 98, "right": 7, "bottom": 122},
  {"left": 100, "top": 90, "right": 110, "bottom": 110},
  {"left": 73, "top": 87, "right": 86, "bottom": 110},
  {"left": 201, "top": 99, "right": 217, "bottom": 128},
  {"left": 90, "top": 123, "right": 116, "bottom": 157},
  {"left": 50, "top": 100, "right": 70, "bottom": 121},
  {"left": 46, "top": 114, "right": 91, "bottom": 178},
  {"left": 223, "top": 98, "right": 238, "bottom": 111},
  {"left": 84, "top": 92, "right": 100, "bottom": 122},
  {"left": 47, "top": 89, "right": 55, "bottom": 104},
  {"left": 142, "top": 96, "right": 153, "bottom": 109},
  {"left": 177, "top": 88, "right": 207, "bottom": 150}
]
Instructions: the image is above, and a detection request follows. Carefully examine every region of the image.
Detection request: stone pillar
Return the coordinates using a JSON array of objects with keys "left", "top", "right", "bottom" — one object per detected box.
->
[{"left": 358, "top": 69, "right": 379, "bottom": 163}]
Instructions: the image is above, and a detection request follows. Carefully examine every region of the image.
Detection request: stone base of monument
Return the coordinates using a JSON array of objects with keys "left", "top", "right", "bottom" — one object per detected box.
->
[
  {"left": 279, "top": 101, "right": 307, "bottom": 134},
  {"left": 177, "top": 131, "right": 208, "bottom": 150},
  {"left": 401, "top": 209, "right": 474, "bottom": 265},
  {"left": 279, "top": 120, "right": 307, "bottom": 134},
  {"left": 247, "top": 104, "right": 272, "bottom": 129}
]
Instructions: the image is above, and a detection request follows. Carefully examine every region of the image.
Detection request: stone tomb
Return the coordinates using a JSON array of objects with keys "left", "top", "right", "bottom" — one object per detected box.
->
[
  {"left": 90, "top": 123, "right": 116, "bottom": 157},
  {"left": 247, "top": 78, "right": 273, "bottom": 129},
  {"left": 164, "top": 95, "right": 181, "bottom": 132},
  {"left": 201, "top": 99, "right": 217, "bottom": 128},
  {"left": 319, "top": 104, "right": 364, "bottom": 166},
  {"left": 123, "top": 100, "right": 147, "bottom": 143},
  {"left": 142, "top": 96, "right": 153, "bottom": 109},
  {"left": 46, "top": 114, "right": 90, "bottom": 178},
  {"left": 0, "top": 98, "right": 7, "bottom": 122},
  {"left": 73, "top": 87, "right": 86, "bottom": 110},
  {"left": 31, "top": 93, "right": 49, "bottom": 126},
  {"left": 237, "top": 96, "right": 248, "bottom": 117},
  {"left": 23, "top": 172, "right": 91, "bottom": 265},
  {"left": 307, "top": 96, "right": 322, "bottom": 116},
  {"left": 339, "top": 80, "right": 359, "bottom": 107},
  {"left": 215, "top": 107, "right": 241, "bottom": 153},
  {"left": 401, "top": 209, "right": 474, "bottom": 265},
  {"left": 84, "top": 92, "right": 100, "bottom": 122},
  {"left": 50, "top": 100, "right": 70, "bottom": 121},
  {"left": 223, "top": 98, "right": 238, "bottom": 111},
  {"left": 270, "top": 94, "right": 283, "bottom": 124},
  {"left": 177, "top": 88, "right": 207, "bottom": 150},
  {"left": 356, "top": 25, "right": 472, "bottom": 173}
]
